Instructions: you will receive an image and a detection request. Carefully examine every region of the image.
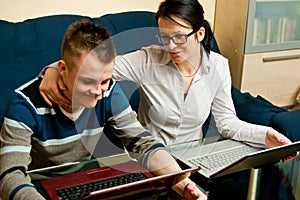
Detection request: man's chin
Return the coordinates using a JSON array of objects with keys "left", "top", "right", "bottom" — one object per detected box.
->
[
  {"left": 72, "top": 97, "right": 98, "bottom": 109},
  {"left": 82, "top": 101, "right": 97, "bottom": 109}
]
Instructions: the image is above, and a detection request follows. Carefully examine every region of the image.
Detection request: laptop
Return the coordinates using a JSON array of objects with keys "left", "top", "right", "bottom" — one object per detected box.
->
[
  {"left": 40, "top": 160, "right": 200, "bottom": 200},
  {"left": 168, "top": 138, "right": 300, "bottom": 180}
]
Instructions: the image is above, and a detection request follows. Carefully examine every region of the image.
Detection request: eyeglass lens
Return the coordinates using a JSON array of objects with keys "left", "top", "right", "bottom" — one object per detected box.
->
[{"left": 157, "top": 30, "right": 195, "bottom": 45}]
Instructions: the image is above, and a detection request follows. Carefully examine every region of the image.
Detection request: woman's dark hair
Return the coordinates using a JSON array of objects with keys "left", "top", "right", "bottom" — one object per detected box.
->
[{"left": 155, "top": 0, "right": 213, "bottom": 53}]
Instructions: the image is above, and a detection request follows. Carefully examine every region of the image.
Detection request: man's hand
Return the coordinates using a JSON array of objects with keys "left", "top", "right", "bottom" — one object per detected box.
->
[
  {"left": 182, "top": 181, "right": 207, "bottom": 200},
  {"left": 39, "top": 67, "right": 71, "bottom": 108},
  {"left": 266, "top": 128, "right": 299, "bottom": 162},
  {"left": 172, "top": 177, "right": 207, "bottom": 200},
  {"left": 150, "top": 149, "right": 207, "bottom": 200}
]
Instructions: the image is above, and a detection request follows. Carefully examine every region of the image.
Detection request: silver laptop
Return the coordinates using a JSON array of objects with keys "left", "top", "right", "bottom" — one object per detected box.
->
[{"left": 168, "top": 137, "right": 300, "bottom": 180}]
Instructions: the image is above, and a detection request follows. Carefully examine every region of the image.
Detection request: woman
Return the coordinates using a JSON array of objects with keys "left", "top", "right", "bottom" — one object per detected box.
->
[{"left": 40, "top": 0, "right": 296, "bottom": 158}]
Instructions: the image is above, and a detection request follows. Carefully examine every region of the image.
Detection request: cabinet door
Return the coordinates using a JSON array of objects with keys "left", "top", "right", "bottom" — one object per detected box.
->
[
  {"left": 241, "top": 49, "right": 300, "bottom": 107},
  {"left": 245, "top": 0, "right": 300, "bottom": 53}
]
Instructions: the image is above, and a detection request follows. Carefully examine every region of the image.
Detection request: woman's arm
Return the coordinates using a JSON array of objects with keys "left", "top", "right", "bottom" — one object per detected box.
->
[
  {"left": 211, "top": 54, "right": 298, "bottom": 161},
  {"left": 39, "top": 66, "right": 71, "bottom": 108}
]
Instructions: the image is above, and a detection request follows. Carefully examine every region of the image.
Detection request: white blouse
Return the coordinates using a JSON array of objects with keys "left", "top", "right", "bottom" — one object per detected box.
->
[{"left": 113, "top": 45, "right": 269, "bottom": 146}]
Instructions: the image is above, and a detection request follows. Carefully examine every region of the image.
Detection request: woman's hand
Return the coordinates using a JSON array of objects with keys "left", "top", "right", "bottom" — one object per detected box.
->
[
  {"left": 39, "top": 67, "right": 71, "bottom": 108},
  {"left": 265, "top": 128, "right": 299, "bottom": 162}
]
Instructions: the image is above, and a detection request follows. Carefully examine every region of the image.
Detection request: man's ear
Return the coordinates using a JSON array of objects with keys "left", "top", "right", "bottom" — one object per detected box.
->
[
  {"left": 196, "top": 27, "right": 205, "bottom": 43},
  {"left": 58, "top": 60, "right": 67, "bottom": 74}
]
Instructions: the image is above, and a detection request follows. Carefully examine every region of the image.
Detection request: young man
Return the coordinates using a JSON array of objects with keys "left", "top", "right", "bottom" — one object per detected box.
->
[{"left": 0, "top": 21, "right": 205, "bottom": 200}]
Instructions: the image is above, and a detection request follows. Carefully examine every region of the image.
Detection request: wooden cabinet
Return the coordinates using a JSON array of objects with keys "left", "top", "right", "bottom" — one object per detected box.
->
[{"left": 214, "top": 0, "right": 300, "bottom": 107}]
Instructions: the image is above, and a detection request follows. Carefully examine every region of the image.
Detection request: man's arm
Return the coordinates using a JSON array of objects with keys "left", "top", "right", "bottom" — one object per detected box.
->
[
  {"left": 106, "top": 83, "right": 206, "bottom": 199},
  {"left": 0, "top": 93, "right": 45, "bottom": 200},
  {"left": 148, "top": 148, "right": 205, "bottom": 199}
]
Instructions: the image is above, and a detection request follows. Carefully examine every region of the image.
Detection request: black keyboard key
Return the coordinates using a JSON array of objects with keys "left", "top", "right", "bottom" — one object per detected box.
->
[{"left": 55, "top": 172, "right": 147, "bottom": 200}]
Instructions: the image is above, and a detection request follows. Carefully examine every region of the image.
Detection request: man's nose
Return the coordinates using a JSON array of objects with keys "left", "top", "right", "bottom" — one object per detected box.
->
[{"left": 90, "top": 84, "right": 103, "bottom": 95}]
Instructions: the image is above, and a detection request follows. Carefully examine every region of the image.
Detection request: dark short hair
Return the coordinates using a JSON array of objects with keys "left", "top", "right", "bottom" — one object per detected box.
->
[
  {"left": 61, "top": 20, "right": 116, "bottom": 70},
  {"left": 155, "top": 0, "right": 213, "bottom": 53}
]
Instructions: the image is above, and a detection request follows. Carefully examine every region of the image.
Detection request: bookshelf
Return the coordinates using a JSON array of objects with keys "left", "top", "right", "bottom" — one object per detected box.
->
[{"left": 214, "top": 0, "right": 300, "bottom": 107}]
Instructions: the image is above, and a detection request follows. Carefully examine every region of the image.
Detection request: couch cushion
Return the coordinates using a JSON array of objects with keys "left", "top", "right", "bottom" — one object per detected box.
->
[
  {"left": 270, "top": 110, "right": 300, "bottom": 142},
  {"left": 231, "top": 86, "right": 287, "bottom": 126},
  {"left": 94, "top": 11, "right": 160, "bottom": 55}
]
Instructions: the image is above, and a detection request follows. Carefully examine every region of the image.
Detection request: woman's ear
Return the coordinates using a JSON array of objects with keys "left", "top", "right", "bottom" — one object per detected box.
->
[{"left": 196, "top": 27, "right": 205, "bottom": 43}]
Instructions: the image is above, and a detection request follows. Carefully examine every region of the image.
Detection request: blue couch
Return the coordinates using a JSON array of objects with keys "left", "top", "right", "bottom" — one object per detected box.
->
[{"left": 0, "top": 11, "right": 299, "bottom": 142}]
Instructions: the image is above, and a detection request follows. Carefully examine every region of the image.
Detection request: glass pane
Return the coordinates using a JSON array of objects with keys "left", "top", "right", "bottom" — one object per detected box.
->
[
  {"left": 254, "top": 1, "right": 300, "bottom": 44},
  {"left": 245, "top": 0, "right": 300, "bottom": 53}
]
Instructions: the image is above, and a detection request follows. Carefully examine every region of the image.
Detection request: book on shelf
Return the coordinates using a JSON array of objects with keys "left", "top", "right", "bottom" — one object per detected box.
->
[
  {"left": 284, "top": 18, "right": 295, "bottom": 42},
  {"left": 252, "top": 18, "right": 267, "bottom": 45},
  {"left": 252, "top": 17, "right": 296, "bottom": 46}
]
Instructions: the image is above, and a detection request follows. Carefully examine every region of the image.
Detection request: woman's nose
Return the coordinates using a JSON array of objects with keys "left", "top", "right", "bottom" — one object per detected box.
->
[{"left": 166, "top": 39, "right": 177, "bottom": 49}]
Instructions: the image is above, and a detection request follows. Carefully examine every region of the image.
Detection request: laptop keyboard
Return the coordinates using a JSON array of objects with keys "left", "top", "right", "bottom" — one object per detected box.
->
[
  {"left": 188, "top": 145, "right": 258, "bottom": 173},
  {"left": 55, "top": 172, "right": 147, "bottom": 200}
]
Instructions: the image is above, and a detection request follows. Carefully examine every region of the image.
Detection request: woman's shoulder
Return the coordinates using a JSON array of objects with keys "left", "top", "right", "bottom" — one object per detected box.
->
[
  {"left": 206, "top": 51, "right": 231, "bottom": 77},
  {"left": 209, "top": 51, "right": 228, "bottom": 63},
  {"left": 141, "top": 45, "right": 170, "bottom": 64},
  {"left": 208, "top": 51, "right": 229, "bottom": 70},
  {"left": 141, "top": 45, "right": 165, "bottom": 53}
]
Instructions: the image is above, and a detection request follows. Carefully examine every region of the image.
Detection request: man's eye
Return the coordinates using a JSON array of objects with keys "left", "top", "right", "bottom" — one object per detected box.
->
[
  {"left": 83, "top": 80, "right": 91, "bottom": 84},
  {"left": 81, "top": 80, "right": 94, "bottom": 85},
  {"left": 101, "top": 79, "right": 110, "bottom": 85}
]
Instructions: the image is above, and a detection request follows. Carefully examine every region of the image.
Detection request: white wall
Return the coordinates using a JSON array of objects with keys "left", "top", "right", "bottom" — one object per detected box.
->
[{"left": 0, "top": 0, "right": 215, "bottom": 25}]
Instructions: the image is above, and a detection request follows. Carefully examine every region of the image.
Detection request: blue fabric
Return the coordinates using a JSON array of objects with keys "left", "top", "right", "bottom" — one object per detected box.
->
[
  {"left": 270, "top": 110, "right": 300, "bottom": 142},
  {"left": 231, "top": 86, "right": 287, "bottom": 126}
]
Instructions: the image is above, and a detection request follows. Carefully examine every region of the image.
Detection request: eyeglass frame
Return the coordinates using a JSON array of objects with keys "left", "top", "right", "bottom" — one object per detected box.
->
[{"left": 156, "top": 29, "right": 198, "bottom": 45}]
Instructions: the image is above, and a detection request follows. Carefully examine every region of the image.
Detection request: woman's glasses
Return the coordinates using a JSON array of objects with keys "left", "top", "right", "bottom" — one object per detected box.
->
[{"left": 156, "top": 30, "right": 197, "bottom": 45}]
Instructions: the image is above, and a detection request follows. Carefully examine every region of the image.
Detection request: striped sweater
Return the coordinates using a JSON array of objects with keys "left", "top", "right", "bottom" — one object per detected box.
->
[{"left": 0, "top": 77, "right": 164, "bottom": 200}]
